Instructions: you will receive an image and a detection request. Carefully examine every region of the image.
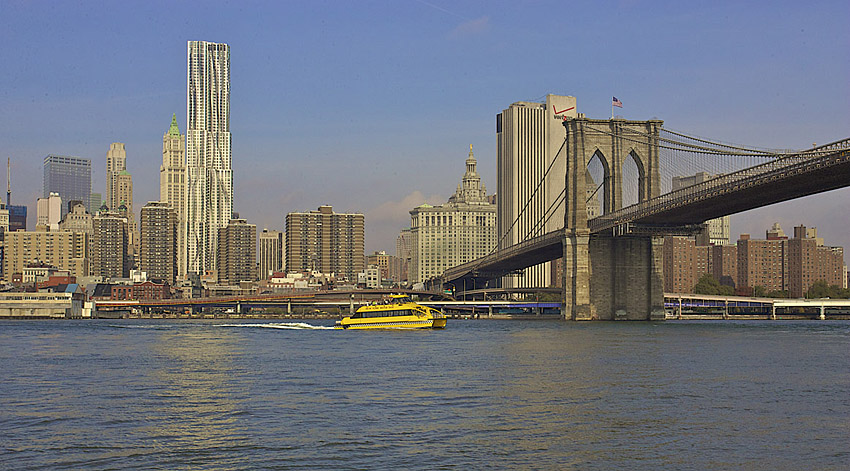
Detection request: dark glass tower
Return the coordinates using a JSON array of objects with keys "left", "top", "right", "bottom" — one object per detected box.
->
[{"left": 43, "top": 155, "right": 92, "bottom": 218}]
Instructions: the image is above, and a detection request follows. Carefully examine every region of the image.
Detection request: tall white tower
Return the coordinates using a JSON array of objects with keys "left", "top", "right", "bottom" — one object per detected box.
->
[
  {"left": 106, "top": 142, "right": 126, "bottom": 210},
  {"left": 161, "top": 114, "right": 187, "bottom": 279},
  {"left": 496, "top": 94, "right": 576, "bottom": 288},
  {"left": 185, "top": 40, "right": 232, "bottom": 277}
]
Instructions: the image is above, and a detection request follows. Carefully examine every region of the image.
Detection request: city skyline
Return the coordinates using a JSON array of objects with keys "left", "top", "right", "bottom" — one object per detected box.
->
[{"left": 1, "top": 1, "right": 848, "bottom": 261}]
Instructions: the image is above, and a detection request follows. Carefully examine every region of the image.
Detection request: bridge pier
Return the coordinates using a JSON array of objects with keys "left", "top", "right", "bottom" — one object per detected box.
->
[
  {"left": 562, "top": 229, "right": 594, "bottom": 320},
  {"left": 563, "top": 233, "right": 664, "bottom": 320}
]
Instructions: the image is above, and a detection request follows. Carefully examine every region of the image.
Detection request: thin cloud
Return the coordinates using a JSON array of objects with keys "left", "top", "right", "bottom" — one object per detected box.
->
[{"left": 448, "top": 16, "right": 490, "bottom": 39}]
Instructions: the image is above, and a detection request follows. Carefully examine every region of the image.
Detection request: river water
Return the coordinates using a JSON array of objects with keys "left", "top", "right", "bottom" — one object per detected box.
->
[{"left": 1, "top": 319, "right": 848, "bottom": 470}]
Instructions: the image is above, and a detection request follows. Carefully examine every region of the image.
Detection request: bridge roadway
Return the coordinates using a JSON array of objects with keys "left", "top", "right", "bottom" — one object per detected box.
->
[
  {"left": 665, "top": 293, "right": 850, "bottom": 320},
  {"left": 94, "top": 289, "right": 451, "bottom": 311},
  {"left": 94, "top": 290, "right": 561, "bottom": 317},
  {"left": 443, "top": 138, "right": 850, "bottom": 285}
]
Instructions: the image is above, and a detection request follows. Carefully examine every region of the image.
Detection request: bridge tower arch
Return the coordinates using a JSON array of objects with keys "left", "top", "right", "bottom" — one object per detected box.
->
[{"left": 562, "top": 118, "right": 665, "bottom": 320}]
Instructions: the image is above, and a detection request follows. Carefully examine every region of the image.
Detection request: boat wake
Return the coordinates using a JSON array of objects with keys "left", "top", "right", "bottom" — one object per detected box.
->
[{"left": 218, "top": 322, "right": 335, "bottom": 330}]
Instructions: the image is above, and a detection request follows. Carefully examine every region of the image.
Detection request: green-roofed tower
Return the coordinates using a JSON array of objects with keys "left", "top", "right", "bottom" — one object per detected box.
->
[
  {"left": 168, "top": 113, "right": 180, "bottom": 137},
  {"left": 161, "top": 112, "right": 187, "bottom": 279}
]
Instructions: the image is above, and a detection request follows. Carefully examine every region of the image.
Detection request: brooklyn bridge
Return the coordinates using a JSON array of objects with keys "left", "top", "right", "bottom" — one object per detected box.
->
[{"left": 438, "top": 116, "right": 850, "bottom": 320}]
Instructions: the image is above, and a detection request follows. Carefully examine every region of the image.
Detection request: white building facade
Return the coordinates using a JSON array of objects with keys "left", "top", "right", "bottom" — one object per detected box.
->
[
  {"left": 496, "top": 95, "right": 577, "bottom": 288},
  {"left": 409, "top": 146, "right": 496, "bottom": 284},
  {"left": 161, "top": 114, "right": 187, "bottom": 279},
  {"left": 185, "top": 40, "right": 232, "bottom": 277}
]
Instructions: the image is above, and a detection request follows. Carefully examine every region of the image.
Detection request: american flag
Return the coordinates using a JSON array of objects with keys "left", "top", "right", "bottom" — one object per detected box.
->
[{"left": 612, "top": 96, "right": 623, "bottom": 108}]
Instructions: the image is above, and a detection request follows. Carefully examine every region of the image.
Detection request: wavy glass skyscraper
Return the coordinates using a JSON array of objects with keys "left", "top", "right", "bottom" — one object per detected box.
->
[{"left": 185, "top": 41, "right": 232, "bottom": 277}]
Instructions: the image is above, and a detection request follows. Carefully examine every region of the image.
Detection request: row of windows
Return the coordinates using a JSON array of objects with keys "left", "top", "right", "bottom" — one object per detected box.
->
[{"left": 352, "top": 309, "right": 417, "bottom": 319}]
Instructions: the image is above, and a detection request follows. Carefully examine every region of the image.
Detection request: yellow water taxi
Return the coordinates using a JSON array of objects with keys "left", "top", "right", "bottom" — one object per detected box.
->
[{"left": 334, "top": 295, "right": 447, "bottom": 330}]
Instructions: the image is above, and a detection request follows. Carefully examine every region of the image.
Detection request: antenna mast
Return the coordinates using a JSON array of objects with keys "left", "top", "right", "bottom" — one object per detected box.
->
[{"left": 6, "top": 157, "right": 10, "bottom": 207}]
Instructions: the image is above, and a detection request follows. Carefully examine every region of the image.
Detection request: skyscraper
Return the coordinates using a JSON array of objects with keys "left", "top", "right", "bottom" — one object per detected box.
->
[
  {"left": 496, "top": 95, "right": 576, "bottom": 288},
  {"left": 105, "top": 143, "right": 126, "bottom": 210},
  {"left": 185, "top": 40, "right": 232, "bottom": 277},
  {"left": 160, "top": 114, "right": 187, "bottom": 279},
  {"left": 43, "top": 155, "right": 91, "bottom": 217},
  {"left": 408, "top": 146, "right": 496, "bottom": 284}
]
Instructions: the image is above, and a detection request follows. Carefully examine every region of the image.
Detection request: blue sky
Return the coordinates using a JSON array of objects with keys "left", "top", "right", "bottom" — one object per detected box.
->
[{"left": 1, "top": 0, "right": 848, "bottom": 259}]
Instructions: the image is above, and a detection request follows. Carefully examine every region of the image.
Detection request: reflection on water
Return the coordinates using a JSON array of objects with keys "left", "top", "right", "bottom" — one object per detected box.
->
[{"left": 1, "top": 320, "right": 848, "bottom": 470}]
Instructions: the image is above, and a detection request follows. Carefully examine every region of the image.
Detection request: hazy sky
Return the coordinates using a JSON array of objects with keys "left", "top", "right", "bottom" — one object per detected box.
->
[{"left": 1, "top": 1, "right": 848, "bottom": 261}]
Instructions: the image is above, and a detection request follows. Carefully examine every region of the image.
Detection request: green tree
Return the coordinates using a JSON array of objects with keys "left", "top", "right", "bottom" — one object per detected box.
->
[
  {"left": 752, "top": 285, "right": 767, "bottom": 297},
  {"left": 806, "top": 280, "right": 844, "bottom": 299},
  {"left": 694, "top": 274, "right": 721, "bottom": 295},
  {"left": 766, "top": 290, "right": 789, "bottom": 299}
]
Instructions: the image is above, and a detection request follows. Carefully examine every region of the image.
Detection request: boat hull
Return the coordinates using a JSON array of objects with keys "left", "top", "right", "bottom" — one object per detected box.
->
[{"left": 335, "top": 315, "right": 446, "bottom": 330}]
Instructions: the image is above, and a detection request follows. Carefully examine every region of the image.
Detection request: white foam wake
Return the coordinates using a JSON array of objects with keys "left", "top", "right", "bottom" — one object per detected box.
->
[{"left": 218, "top": 322, "right": 335, "bottom": 330}]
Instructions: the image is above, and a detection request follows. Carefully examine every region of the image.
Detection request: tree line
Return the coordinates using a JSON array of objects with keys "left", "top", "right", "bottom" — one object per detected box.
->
[{"left": 693, "top": 274, "right": 850, "bottom": 299}]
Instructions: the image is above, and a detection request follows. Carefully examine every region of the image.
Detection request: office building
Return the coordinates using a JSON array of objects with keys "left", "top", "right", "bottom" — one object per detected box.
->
[
  {"left": 105, "top": 143, "right": 126, "bottom": 210},
  {"left": 216, "top": 218, "right": 256, "bottom": 284},
  {"left": 36, "top": 193, "right": 62, "bottom": 231},
  {"left": 139, "top": 202, "right": 178, "bottom": 284},
  {"left": 3, "top": 229, "right": 89, "bottom": 282},
  {"left": 43, "top": 155, "right": 91, "bottom": 217},
  {"left": 367, "top": 251, "right": 405, "bottom": 284},
  {"left": 496, "top": 95, "right": 576, "bottom": 287},
  {"left": 160, "top": 114, "right": 187, "bottom": 279},
  {"left": 259, "top": 229, "right": 284, "bottom": 280},
  {"left": 409, "top": 146, "right": 496, "bottom": 284},
  {"left": 91, "top": 211, "right": 129, "bottom": 279},
  {"left": 58, "top": 201, "right": 93, "bottom": 234},
  {"left": 286, "top": 205, "right": 365, "bottom": 282},
  {"left": 8, "top": 206, "right": 26, "bottom": 232},
  {"left": 113, "top": 170, "right": 136, "bottom": 250},
  {"left": 89, "top": 193, "right": 102, "bottom": 213},
  {"left": 185, "top": 40, "right": 232, "bottom": 277}
]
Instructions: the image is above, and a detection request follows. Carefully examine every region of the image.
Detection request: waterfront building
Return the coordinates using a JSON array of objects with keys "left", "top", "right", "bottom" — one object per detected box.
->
[
  {"left": 286, "top": 205, "right": 365, "bottom": 282},
  {"left": 216, "top": 218, "right": 256, "bottom": 284},
  {"left": 58, "top": 201, "right": 93, "bottom": 235},
  {"left": 738, "top": 231, "right": 788, "bottom": 294},
  {"left": 496, "top": 95, "right": 576, "bottom": 288},
  {"left": 673, "top": 172, "right": 731, "bottom": 245},
  {"left": 36, "top": 193, "right": 62, "bottom": 231},
  {"left": 663, "top": 236, "right": 701, "bottom": 293},
  {"left": 408, "top": 146, "right": 496, "bottom": 284},
  {"left": 43, "top": 155, "right": 91, "bottom": 217},
  {"left": 258, "top": 229, "right": 284, "bottom": 281},
  {"left": 91, "top": 211, "right": 129, "bottom": 279},
  {"left": 788, "top": 225, "right": 844, "bottom": 297},
  {"left": 160, "top": 114, "right": 187, "bottom": 279},
  {"left": 139, "top": 202, "right": 177, "bottom": 284},
  {"left": 3, "top": 229, "right": 89, "bottom": 282},
  {"left": 185, "top": 40, "right": 232, "bottom": 277}
]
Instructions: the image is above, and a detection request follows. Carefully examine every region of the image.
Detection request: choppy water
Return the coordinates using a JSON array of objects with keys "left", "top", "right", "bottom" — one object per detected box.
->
[{"left": 1, "top": 319, "right": 848, "bottom": 470}]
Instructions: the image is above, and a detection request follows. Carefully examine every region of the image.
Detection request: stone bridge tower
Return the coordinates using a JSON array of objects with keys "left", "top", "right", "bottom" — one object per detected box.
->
[{"left": 561, "top": 118, "right": 666, "bottom": 320}]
